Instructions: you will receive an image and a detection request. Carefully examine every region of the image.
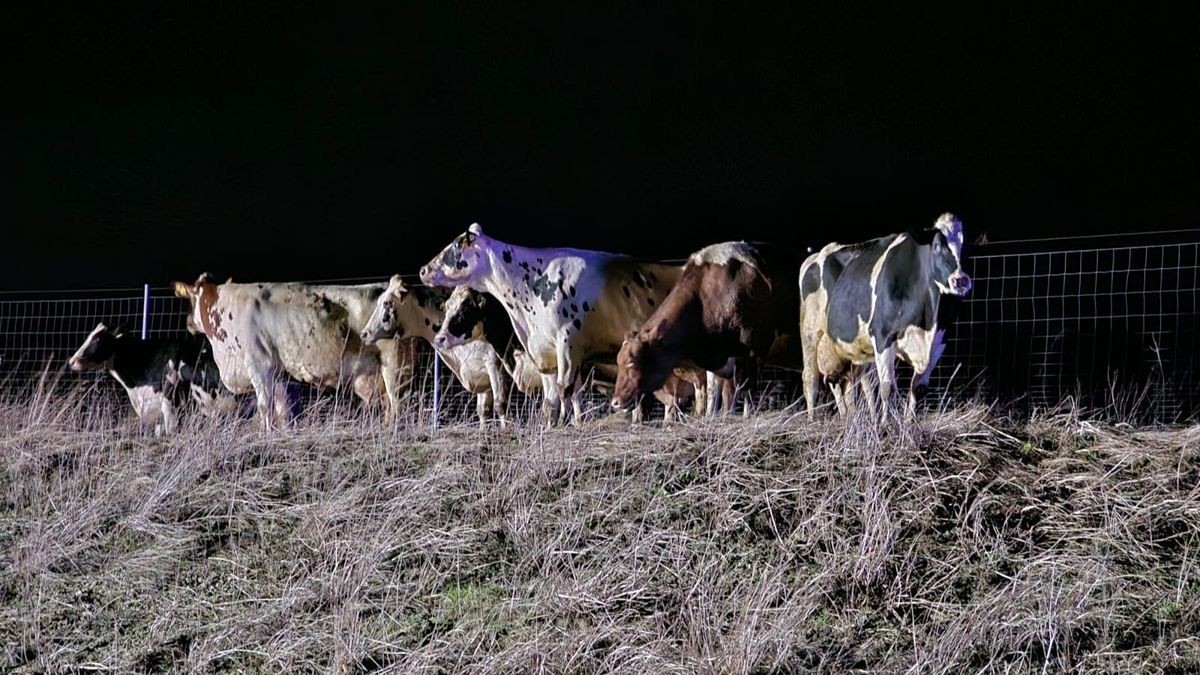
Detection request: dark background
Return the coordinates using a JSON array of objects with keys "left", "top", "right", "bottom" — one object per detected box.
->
[{"left": 6, "top": 4, "right": 1197, "bottom": 290}]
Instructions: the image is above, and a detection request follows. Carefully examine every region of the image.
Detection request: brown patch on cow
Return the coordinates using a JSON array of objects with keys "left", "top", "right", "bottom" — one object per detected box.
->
[{"left": 196, "top": 280, "right": 227, "bottom": 342}]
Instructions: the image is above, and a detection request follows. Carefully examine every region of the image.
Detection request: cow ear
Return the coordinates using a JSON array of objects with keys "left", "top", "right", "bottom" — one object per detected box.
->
[
  {"left": 392, "top": 279, "right": 410, "bottom": 298},
  {"left": 468, "top": 222, "right": 483, "bottom": 235},
  {"left": 173, "top": 281, "right": 193, "bottom": 298}
]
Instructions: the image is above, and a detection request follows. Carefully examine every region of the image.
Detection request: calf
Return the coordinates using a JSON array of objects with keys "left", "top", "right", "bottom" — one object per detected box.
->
[
  {"left": 612, "top": 241, "right": 802, "bottom": 415},
  {"left": 361, "top": 276, "right": 512, "bottom": 427},
  {"left": 68, "top": 323, "right": 231, "bottom": 435},
  {"left": 818, "top": 213, "right": 971, "bottom": 423}
]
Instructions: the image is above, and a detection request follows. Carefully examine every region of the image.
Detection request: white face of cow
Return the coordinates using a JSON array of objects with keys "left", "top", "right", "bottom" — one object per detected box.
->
[
  {"left": 931, "top": 213, "right": 972, "bottom": 296},
  {"left": 420, "top": 222, "right": 493, "bottom": 287},
  {"left": 68, "top": 323, "right": 119, "bottom": 371},
  {"left": 362, "top": 275, "right": 411, "bottom": 344}
]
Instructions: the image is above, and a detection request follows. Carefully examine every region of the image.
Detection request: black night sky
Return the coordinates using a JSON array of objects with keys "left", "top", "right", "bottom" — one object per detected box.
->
[{"left": 7, "top": 4, "right": 1198, "bottom": 290}]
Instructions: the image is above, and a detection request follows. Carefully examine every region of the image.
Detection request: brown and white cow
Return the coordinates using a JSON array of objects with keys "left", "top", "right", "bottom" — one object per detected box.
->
[
  {"left": 420, "top": 223, "right": 682, "bottom": 425},
  {"left": 817, "top": 213, "right": 971, "bottom": 423},
  {"left": 611, "top": 241, "right": 802, "bottom": 415},
  {"left": 172, "top": 275, "right": 415, "bottom": 428},
  {"left": 361, "top": 276, "right": 513, "bottom": 427}
]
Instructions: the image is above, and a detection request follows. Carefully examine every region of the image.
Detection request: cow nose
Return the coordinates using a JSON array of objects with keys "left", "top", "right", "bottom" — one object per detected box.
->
[
  {"left": 434, "top": 334, "right": 446, "bottom": 348},
  {"left": 419, "top": 265, "right": 430, "bottom": 280},
  {"left": 954, "top": 273, "right": 973, "bottom": 293}
]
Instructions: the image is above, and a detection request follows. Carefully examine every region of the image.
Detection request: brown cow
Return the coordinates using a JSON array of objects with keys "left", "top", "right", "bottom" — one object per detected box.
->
[{"left": 611, "top": 241, "right": 802, "bottom": 415}]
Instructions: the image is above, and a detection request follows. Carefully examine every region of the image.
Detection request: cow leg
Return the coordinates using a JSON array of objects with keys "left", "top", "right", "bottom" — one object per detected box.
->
[
  {"left": 802, "top": 335, "right": 821, "bottom": 420},
  {"left": 693, "top": 374, "right": 708, "bottom": 417},
  {"left": 555, "top": 342, "right": 583, "bottom": 426},
  {"left": 476, "top": 391, "right": 492, "bottom": 428},
  {"left": 705, "top": 372, "right": 721, "bottom": 416},
  {"left": 540, "top": 373, "right": 562, "bottom": 427},
  {"left": 485, "top": 357, "right": 509, "bottom": 428},
  {"left": 161, "top": 397, "right": 178, "bottom": 435},
  {"left": 873, "top": 343, "right": 897, "bottom": 425},
  {"left": 907, "top": 329, "right": 945, "bottom": 419}
]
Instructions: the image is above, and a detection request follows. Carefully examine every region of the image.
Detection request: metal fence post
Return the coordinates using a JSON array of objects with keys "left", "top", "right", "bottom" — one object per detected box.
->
[
  {"left": 432, "top": 351, "right": 441, "bottom": 430},
  {"left": 141, "top": 284, "right": 150, "bottom": 340}
]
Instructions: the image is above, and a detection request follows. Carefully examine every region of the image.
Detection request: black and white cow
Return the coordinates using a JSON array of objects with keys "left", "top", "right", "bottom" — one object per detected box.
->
[
  {"left": 817, "top": 213, "right": 971, "bottom": 423},
  {"left": 68, "top": 323, "right": 231, "bottom": 435}
]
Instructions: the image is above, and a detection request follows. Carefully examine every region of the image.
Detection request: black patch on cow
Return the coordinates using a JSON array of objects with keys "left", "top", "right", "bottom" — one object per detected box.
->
[
  {"left": 827, "top": 233, "right": 944, "bottom": 352},
  {"left": 227, "top": 311, "right": 233, "bottom": 320},
  {"left": 260, "top": 287, "right": 272, "bottom": 301},
  {"left": 569, "top": 285, "right": 576, "bottom": 297},
  {"left": 253, "top": 299, "right": 261, "bottom": 311},
  {"left": 633, "top": 274, "right": 647, "bottom": 289},
  {"left": 442, "top": 245, "right": 460, "bottom": 270},
  {"left": 622, "top": 286, "right": 631, "bottom": 298},
  {"left": 502, "top": 249, "right": 513, "bottom": 264},
  {"left": 519, "top": 261, "right": 530, "bottom": 270},
  {"left": 800, "top": 264, "right": 821, "bottom": 297},
  {"left": 573, "top": 319, "right": 581, "bottom": 330},
  {"left": 647, "top": 297, "right": 655, "bottom": 306},
  {"left": 826, "top": 236, "right": 894, "bottom": 346},
  {"left": 523, "top": 274, "right": 530, "bottom": 283},
  {"left": 536, "top": 257, "right": 544, "bottom": 264},
  {"left": 561, "top": 308, "right": 569, "bottom": 318},
  {"left": 570, "top": 303, "right": 578, "bottom": 313},
  {"left": 424, "top": 318, "right": 431, "bottom": 326},
  {"left": 432, "top": 322, "right": 441, "bottom": 332},
  {"left": 582, "top": 301, "right": 590, "bottom": 312},
  {"left": 530, "top": 274, "right": 557, "bottom": 305}
]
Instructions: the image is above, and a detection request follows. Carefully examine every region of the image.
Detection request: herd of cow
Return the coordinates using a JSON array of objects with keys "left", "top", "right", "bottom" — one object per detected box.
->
[{"left": 67, "top": 214, "right": 972, "bottom": 434}]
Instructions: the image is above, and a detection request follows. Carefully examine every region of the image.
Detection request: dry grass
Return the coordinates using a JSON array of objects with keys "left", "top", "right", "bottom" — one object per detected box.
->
[{"left": 1, "top": 387, "right": 1199, "bottom": 673}]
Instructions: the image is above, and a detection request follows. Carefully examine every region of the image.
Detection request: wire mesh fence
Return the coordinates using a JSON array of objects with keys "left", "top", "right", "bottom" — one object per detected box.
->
[{"left": 2, "top": 234, "right": 1197, "bottom": 424}]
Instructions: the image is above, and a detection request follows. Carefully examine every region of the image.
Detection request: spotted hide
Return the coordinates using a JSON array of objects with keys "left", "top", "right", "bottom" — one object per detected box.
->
[
  {"left": 420, "top": 223, "right": 682, "bottom": 425},
  {"left": 173, "top": 276, "right": 415, "bottom": 428},
  {"left": 68, "top": 323, "right": 232, "bottom": 435},
  {"left": 361, "top": 276, "right": 512, "bottom": 427},
  {"left": 612, "top": 241, "right": 802, "bottom": 415},
  {"left": 818, "top": 213, "right": 972, "bottom": 423}
]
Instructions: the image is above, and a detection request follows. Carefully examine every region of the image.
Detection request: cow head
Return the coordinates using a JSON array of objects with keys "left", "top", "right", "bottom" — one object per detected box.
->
[
  {"left": 612, "top": 330, "right": 670, "bottom": 411},
  {"left": 68, "top": 323, "right": 121, "bottom": 371},
  {"left": 362, "top": 275, "right": 412, "bottom": 344},
  {"left": 420, "top": 223, "right": 491, "bottom": 287},
  {"left": 434, "top": 285, "right": 487, "bottom": 349},
  {"left": 173, "top": 273, "right": 227, "bottom": 339},
  {"left": 930, "top": 213, "right": 972, "bottom": 296}
]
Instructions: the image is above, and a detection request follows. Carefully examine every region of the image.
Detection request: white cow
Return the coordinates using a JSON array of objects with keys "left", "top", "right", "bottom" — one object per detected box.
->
[
  {"left": 173, "top": 275, "right": 415, "bottom": 428},
  {"left": 420, "top": 223, "right": 682, "bottom": 425}
]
